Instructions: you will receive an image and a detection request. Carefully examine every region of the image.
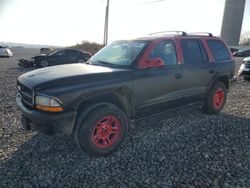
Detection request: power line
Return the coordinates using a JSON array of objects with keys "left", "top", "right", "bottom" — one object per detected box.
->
[{"left": 138, "top": 0, "right": 165, "bottom": 5}]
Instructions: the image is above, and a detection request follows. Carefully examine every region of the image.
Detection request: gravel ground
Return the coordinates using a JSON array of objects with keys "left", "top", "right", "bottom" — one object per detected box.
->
[{"left": 0, "top": 49, "right": 250, "bottom": 187}]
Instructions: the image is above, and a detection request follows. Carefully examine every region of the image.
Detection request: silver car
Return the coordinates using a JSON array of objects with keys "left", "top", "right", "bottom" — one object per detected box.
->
[
  {"left": 238, "top": 56, "right": 250, "bottom": 81},
  {"left": 0, "top": 47, "right": 13, "bottom": 57}
]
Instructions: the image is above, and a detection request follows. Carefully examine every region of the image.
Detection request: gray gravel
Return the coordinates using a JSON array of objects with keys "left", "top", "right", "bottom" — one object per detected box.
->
[{"left": 0, "top": 49, "right": 250, "bottom": 187}]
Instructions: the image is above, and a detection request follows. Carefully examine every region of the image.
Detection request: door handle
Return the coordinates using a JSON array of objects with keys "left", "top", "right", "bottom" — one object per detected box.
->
[{"left": 175, "top": 73, "right": 182, "bottom": 79}]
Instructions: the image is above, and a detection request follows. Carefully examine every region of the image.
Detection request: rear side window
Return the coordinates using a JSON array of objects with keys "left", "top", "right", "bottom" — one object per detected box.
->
[
  {"left": 65, "top": 50, "right": 79, "bottom": 56},
  {"left": 181, "top": 39, "right": 205, "bottom": 64},
  {"left": 207, "top": 40, "right": 231, "bottom": 61}
]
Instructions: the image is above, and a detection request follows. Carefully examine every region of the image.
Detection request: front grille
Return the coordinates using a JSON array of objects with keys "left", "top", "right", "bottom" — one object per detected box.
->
[{"left": 17, "top": 81, "right": 34, "bottom": 108}]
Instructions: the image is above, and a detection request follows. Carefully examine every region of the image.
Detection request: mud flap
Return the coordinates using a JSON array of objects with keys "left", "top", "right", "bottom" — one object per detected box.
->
[{"left": 21, "top": 115, "right": 31, "bottom": 130}]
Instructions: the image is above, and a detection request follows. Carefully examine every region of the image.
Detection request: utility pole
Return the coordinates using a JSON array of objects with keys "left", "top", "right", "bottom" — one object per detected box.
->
[
  {"left": 103, "top": 0, "right": 164, "bottom": 46},
  {"left": 103, "top": 0, "right": 109, "bottom": 46},
  {"left": 220, "top": 0, "right": 246, "bottom": 45}
]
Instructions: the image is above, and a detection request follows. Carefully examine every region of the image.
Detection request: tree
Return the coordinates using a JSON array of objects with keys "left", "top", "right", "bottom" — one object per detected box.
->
[{"left": 240, "top": 31, "right": 250, "bottom": 46}]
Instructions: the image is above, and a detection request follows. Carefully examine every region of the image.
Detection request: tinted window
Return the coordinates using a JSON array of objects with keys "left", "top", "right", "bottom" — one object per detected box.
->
[
  {"left": 245, "top": 50, "right": 250, "bottom": 56},
  {"left": 207, "top": 40, "right": 231, "bottom": 61},
  {"left": 51, "top": 50, "right": 66, "bottom": 56},
  {"left": 181, "top": 39, "right": 203, "bottom": 64},
  {"left": 65, "top": 50, "right": 79, "bottom": 56},
  {"left": 149, "top": 40, "right": 177, "bottom": 65}
]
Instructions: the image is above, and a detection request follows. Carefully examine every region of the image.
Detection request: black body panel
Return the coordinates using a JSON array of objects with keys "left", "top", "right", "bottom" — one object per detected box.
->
[{"left": 133, "top": 65, "right": 184, "bottom": 117}]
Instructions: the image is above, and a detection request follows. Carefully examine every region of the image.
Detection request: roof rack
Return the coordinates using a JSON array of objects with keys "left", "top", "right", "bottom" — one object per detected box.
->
[
  {"left": 188, "top": 32, "right": 213, "bottom": 37},
  {"left": 149, "top": 31, "right": 187, "bottom": 36}
]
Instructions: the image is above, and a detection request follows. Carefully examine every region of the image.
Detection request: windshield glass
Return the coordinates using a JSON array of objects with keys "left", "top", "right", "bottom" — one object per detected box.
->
[{"left": 90, "top": 40, "right": 148, "bottom": 67}]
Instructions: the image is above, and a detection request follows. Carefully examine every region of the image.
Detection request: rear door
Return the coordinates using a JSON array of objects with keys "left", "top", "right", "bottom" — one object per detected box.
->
[
  {"left": 133, "top": 40, "right": 184, "bottom": 117},
  {"left": 180, "top": 39, "right": 216, "bottom": 103},
  {"left": 64, "top": 50, "right": 81, "bottom": 63}
]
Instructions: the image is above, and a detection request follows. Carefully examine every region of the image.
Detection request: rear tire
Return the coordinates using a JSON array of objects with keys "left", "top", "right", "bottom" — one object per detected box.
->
[
  {"left": 74, "top": 104, "right": 128, "bottom": 156},
  {"left": 203, "top": 81, "right": 227, "bottom": 114}
]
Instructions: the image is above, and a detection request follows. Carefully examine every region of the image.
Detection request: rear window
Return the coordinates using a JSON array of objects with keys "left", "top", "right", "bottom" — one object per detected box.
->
[
  {"left": 181, "top": 39, "right": 206, "bottom": 64},
  {"left": 207, "top": 40, "right": 231, "bottom": 61}
]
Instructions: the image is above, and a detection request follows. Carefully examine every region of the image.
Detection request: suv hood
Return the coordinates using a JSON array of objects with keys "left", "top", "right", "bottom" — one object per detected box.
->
[{"left": 18, "top": 63, "right": 131, "bottom": 90}]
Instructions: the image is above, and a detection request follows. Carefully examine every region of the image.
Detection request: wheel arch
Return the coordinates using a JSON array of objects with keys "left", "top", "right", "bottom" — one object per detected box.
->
[
  {"left": 72, "top": 89, "right": 133, "bottom": 141},
  {"left": 76, "top": 89, "right": 134, "bottom": 117},
  {"left": 209, "top": 75, "right": 229, "bottom": 92}
]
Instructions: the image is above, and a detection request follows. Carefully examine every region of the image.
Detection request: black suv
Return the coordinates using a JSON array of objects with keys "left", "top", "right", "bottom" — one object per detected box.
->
[{"left": 16, "top": 31, "right": 235, "bottom": 156}]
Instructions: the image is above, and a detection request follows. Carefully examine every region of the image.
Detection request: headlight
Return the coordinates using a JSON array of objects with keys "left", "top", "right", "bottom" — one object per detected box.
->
[
  {"left": 238, "top": 64, "right": 245, "bottom": 75},
  {"left": 35, "top": 95, "right": 63, "bottom": 112}
]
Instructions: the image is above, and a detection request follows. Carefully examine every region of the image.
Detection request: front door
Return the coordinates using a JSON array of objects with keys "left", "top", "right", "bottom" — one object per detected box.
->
[{"left": 133, "top": 40, "right": 184, "bottom": 117}]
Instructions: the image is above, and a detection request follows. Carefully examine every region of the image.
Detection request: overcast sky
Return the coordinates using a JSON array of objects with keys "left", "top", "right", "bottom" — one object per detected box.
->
[{"left": 0, "top": 0, "right": 249, "bottom": 46}]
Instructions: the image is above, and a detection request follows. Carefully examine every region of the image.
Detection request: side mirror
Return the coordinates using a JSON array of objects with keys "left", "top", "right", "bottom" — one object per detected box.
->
[{"left": 141, "top": 58, "right": 165, "bottom": 69}]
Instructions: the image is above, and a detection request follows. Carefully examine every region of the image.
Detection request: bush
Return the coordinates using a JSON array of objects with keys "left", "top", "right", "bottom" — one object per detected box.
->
[{"left": 70, "top": 41, "right": 104, "bottom": 55}]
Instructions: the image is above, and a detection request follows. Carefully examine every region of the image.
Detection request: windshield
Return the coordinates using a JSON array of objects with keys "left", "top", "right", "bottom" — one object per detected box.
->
[
  {"left": 49, "top": 50, "right": 63, "bottom": 56},
  {"left": 90, "top": 40, "right": 148, "bottom": 67}
]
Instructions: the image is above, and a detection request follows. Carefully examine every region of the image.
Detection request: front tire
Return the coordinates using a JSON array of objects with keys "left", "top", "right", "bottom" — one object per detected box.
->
[
  {"left": 40, "top": 60, "right": 49, "bottom": 67},
  {"left": 203, "top": 81, "right": 227, "bottom": 114},
  {"left": 74, "top": 104, "right": 128, "bottom": 156}
]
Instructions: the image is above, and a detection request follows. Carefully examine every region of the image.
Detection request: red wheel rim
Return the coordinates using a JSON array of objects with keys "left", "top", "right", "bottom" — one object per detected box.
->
[
  {"left": 213, "top": 88, "right": 225, "bottom": 109},
  {"left": 91, "top": 115, "right": 121, "bottom": 148}
]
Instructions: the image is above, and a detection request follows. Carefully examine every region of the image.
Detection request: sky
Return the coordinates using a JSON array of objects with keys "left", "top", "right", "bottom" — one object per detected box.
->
[{"left": 0, "top": 0, "right": 249, "bottom": 46}]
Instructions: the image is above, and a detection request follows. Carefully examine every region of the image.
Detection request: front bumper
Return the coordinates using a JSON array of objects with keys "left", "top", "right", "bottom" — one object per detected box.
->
[
  {"left": 239, "top": 70, "right": 250, "bottom": 78},
  {"left": 16, "top": 94, "right": 76, "bottom": 135},
  {"left": 238, "top": 64, "right": 250, "bottom": 77}
]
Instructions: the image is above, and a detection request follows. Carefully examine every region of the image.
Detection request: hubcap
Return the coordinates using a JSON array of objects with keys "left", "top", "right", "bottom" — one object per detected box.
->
[
  {"left": 213, "top": 88, "right": 225, "bottom": 109},
  {"left": 41, "top": 60, "right": 48, "bottom": 67},
  {"left": 91, "top": 115, "right": 121, "bottom": 148}
]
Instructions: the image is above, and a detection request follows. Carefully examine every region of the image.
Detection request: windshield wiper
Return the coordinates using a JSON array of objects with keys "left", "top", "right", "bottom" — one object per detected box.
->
[
  {"left": 86, "top": 59, "right": 92, "bottom": 64},
  {"left": 95, "top": 60, "right": 118, "bottom": 68}
]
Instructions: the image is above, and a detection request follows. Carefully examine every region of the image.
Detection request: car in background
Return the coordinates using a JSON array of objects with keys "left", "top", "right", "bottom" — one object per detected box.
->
[
  {"left": 229, "top": 47, "right": 239, "bottom": 54},
  {"left": 33, "top": 49, "right": 91, "bottom": 67},
  {"left": 0, "top": 46, "right": 13, "bottom": 57},
  {"left": 40, "top": 47, "right": 53, "bottom": 55},
  {"left": 238, "top": 56, "right": 250, "bottom": 81},
  {"left": 233, "top": 49, "right": 250, "bottom": 57}
]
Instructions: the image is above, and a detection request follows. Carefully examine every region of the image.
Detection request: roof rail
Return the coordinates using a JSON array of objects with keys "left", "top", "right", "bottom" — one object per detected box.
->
[
  {"left": 188, "top": 32, "right": 213, "bottom": 37},
  {"left": 149, "top": 31, "right": 187, "bottom": 36}
]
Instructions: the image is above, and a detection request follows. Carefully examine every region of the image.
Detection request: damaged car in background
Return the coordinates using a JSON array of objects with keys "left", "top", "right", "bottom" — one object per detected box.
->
[{"left": 18, "top": 49, "right": 91, "bottom": 68}]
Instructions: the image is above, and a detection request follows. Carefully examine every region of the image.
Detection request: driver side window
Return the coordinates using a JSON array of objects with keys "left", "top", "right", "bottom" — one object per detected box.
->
[{"left": 149, "top": 40, "right": 177, "bottom": 65}]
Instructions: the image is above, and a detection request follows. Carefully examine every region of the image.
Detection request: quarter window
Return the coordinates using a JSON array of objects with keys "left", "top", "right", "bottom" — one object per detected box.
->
[
  {"left": 149, "top": 40, "right": 177, "bottom": 65},
  {"left": 207, "top": 40, "right": 231, "bottom": 61}
]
